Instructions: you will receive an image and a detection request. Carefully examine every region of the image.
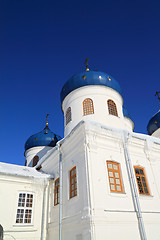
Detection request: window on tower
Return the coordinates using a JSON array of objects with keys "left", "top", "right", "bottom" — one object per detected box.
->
[
  {"left": 70, "top": 166, "right": 77, "bottom": 198},
  {"left": 134, "top": 167, "right": 150, "bottom": 195},
  {"left": 107, "top": 99, "right": 118, "bottom": 116},
  {"left": 65, "top": 107, "right": 72, "bottom": 125},
  {"left": 106, "top": 161, "right": 123, "bottom": 193},
  {"left": 32, "top": 155, "right": 39, "bottom": 167},
  {"left": 83, "top": 98, "right": 94, "bottom": 115},
  {"left": 54, "top": 178, "right": 60, "bottom": 206}
]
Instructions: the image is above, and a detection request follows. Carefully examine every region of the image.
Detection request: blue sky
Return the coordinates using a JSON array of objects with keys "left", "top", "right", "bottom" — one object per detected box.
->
[{"left": 0, "top": 0, "right": 160, "bottom": 166}]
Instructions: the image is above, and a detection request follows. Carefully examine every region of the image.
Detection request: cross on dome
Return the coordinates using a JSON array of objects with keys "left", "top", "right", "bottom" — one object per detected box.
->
[
  {"left": 155, "top": 91, "right": 160, "bottom": 103},
  {"left": 46, "top": 113, "right": 49, "bottom": 126},
  {"left": 85, "top": 58, "right": 89, "bottom": 71}
]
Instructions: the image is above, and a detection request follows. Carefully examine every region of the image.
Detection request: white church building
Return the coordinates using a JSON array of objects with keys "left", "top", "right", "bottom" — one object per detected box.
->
[{"left": 0, "top": 65, "right": 160, "bottom": 240}]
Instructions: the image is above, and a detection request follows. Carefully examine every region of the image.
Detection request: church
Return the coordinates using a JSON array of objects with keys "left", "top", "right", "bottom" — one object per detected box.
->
[{"left": 0, "top": 63, "right": 160, "bottom": 240}]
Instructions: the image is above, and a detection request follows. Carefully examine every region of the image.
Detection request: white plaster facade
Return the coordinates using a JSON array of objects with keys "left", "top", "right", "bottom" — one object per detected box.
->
[
  {"left": 34, "top": 120, "right": 160, "bottom": 240},
  {"left": 0, "top": 163, "right": 52, "bottom": 240}
]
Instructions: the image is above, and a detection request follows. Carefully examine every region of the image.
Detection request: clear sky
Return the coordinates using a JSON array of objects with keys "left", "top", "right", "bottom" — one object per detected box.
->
[{"left": 0, "top": 0, "right": 160, "bottom": 166}]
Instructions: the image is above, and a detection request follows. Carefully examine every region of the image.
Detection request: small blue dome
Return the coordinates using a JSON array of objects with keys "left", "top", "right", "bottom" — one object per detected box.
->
[
  {"left": 25, "top": 126, "right": 61, "bottom": 151},
  {"left": 147, "top": 111, "right": 160, "bottom": 135},
  {"left": 60, "top": 71, "right": 122, "bottom": 103}
]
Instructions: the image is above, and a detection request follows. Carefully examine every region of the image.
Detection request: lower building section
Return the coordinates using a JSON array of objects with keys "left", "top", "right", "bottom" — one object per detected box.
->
[
  {"left": 48, "top": 217, "right": 92, "bottom": 240},
  {"left": 47, "top": 211, "right": 160, "bottom": 240}
]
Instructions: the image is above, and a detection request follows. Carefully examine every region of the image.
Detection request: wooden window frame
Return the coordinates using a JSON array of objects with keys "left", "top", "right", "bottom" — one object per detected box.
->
[
  {"left": 83, "top": 98, "right": 94, "bottom": 116},
  {"left": 134, "top": 166, "right": 150, "bottom": 195},
  {"left": 65, "top": 107, "right": 72, "bottom": 126},
  {"left": 54, "top": 178, "right": 60, "bottom": 206},
  {"left": 16, "top": 193, "right": 33, "bottom": 224},
  {"left": 70, "top": 166, "right": 77, "bottom": 199},
  {"left": 106, "top": 161, "right": 123, "bottom": 193},
  {"left": 107, "top": 99, "right": 118, "bottom": 116}
]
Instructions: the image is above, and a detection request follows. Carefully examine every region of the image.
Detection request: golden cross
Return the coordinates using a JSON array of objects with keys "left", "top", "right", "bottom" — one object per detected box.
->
[
  {"left": 46, "top": 113, "right": 49, "bottom": 126},
  {"left": 85, "top": 58, "right": 89, "bottom": 71}
]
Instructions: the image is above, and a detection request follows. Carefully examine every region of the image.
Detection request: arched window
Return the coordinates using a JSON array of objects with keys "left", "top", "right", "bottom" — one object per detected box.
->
[
  {"left": 134, "top": 166, "right": 150, "bottom": 195},
  {"left": 54, "top": 178, "right": 60, "bottom": 206},
  {"left": 83, "top": 98, "right": 94, "bottom": 116},
  {"left": 70, "top": 166, "right": 77, "bottom": 199},
  {"left": 32, "top": 155, "right": 39, "bottom": 167},
  {"left": 65, "top": 107, "right": 72, "bottom": 126},
  {"left": 107, "top": 99, "right": 118, "bottom": 116},
  {"left": 106, "top": 161, "right": 123, "bottom": 193}
]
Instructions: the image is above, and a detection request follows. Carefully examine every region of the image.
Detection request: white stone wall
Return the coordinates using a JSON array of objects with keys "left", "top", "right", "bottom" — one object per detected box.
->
[
  {"left": 40, "top": 123, "right": 92, "bottom": 240},
  {"left": 85, "top": 121, "right": 160, "bottom": 240},
  {"left": 39, "top": 121, "right": 160, "bottom": 240},
  {"left": 0, "top": 174, "right": 49, "bottom": 240}
]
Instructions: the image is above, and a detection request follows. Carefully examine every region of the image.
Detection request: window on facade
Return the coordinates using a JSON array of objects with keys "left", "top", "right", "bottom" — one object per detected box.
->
[
  {"left": 107, "top": 161, "right": 123, "bottom": 193},
  {"left": 70, "top": 166, "right": 77, "bottom": 199},
  {"left": 134, "top": 167, "right": 150, "bottom": 195},
  {"left": 32, "top": 155, "right": 39, "bottom": 167},
  {"left": 107, "top": 99, "right": 118, "bottom": 116},
  {"left": 83, "top": 98, "right": 94, "bottom": 116},
  {"left": 16, "top": 193, "right": 33, "bottom": 224},
  {"left": 54, "top": 178, "right": 60, "bottom": 206},
  {"left": 65, "top": 107, "right": 72, "bottom": 126}
]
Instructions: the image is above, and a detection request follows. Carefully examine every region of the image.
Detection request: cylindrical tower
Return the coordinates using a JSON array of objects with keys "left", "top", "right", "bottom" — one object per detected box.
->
[{"left": 60, "top": 70, "right": 134, "bottom": 136}]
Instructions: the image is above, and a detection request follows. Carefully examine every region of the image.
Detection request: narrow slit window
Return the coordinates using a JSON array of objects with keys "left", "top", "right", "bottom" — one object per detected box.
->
[
  {"left": 83, "top": 98, "right": 94, "bottom": 115},
  {"left": 32, "top": 156, "right": 39, "bottom": 167},
  {"left": 54, "top": 178, "right": 60, "bottom": 206},
  {"left": 134, "top": 167, "right": 150, "bottom": 195},
  {"left": 16, "top": 193, "right": 33, "bottom": 224},
  {"left": 107, "top": 161, "right": 123, "bottom": 193},
  {"left": 65, "top": 107, "right": 72, "bottom": 125},
  {"left": 107, "top": 99, "right": 118, "bottom": 116},
  {"left": 70, "top": 166, "right": 77, "bottom": 199}
]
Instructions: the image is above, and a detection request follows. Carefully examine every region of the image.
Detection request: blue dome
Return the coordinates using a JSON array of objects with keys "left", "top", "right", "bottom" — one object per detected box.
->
[
  {"left": 147, "top": 111, "right": 160, "bottom": 135},
  {"left": 25, "top": 126, "right": 61, "bottom": 151},
  {"left": 60, "top": 71, "right": 122, "bottom": 104}
]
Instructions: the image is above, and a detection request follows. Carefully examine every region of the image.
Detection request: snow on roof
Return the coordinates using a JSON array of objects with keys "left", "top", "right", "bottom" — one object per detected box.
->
[
  {"left": 84, "top": 120, "right": 160, "bottom": 144},
  {"left": 0, "top": 162, "right": 52, "bottom": 179}
]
